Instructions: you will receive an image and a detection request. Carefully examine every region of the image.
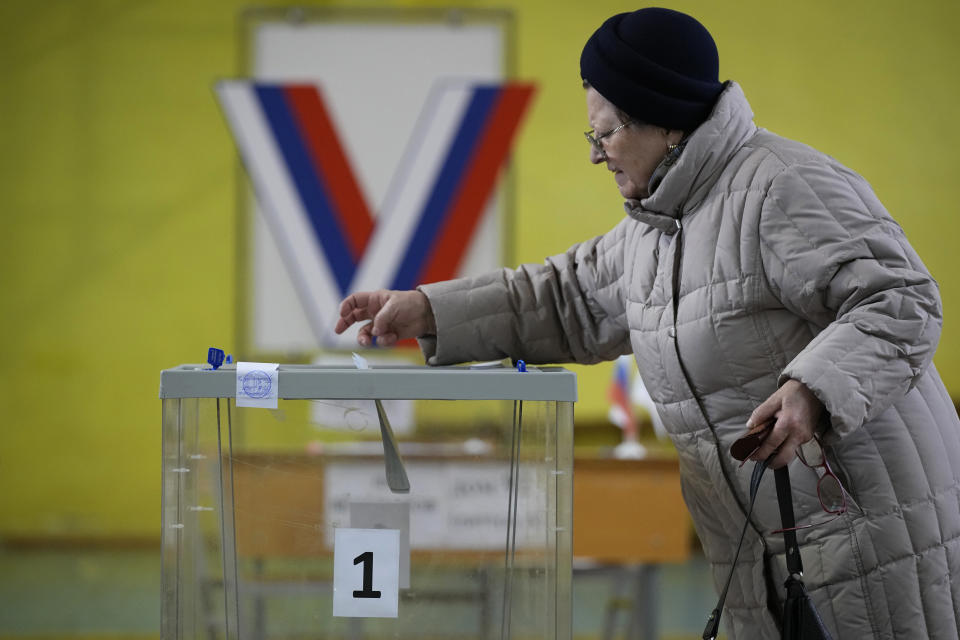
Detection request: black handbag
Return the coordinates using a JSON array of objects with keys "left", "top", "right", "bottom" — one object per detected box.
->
[
  {"left": 702, "top": 460, "right": 833, "bottom": 640},
  {"left": 775, "top": 467, "right": 833, "bottom": 640}
]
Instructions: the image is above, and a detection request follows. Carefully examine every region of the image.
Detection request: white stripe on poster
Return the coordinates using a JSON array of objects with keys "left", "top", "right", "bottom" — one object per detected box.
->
[
  {"left": 350, "top": 82, "right": 475, "bottom": 294},
  {"left": 216, "top": 81, "right": 342, "bottom": 344}
]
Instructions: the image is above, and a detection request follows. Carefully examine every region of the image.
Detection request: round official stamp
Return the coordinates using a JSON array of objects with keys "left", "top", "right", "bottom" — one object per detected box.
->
[{"left": 241, "top": 370, "right": 272, "bottom": 398}]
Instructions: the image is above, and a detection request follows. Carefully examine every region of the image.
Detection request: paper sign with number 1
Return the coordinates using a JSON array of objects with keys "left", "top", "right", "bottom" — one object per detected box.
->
[{"left": 333, "top": 528, "right": 400, "bottom": 618}]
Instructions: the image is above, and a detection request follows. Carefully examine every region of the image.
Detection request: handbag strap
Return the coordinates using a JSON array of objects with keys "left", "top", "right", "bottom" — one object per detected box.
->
[
  {"left": 774, "top": 466, "right": 804, "bottom": 576},
  {"left": 702, "top": 459, "right": 768, "bottom": 640},
  {"left": 702, "top": 461, "right": 806, "bottom": 639}
]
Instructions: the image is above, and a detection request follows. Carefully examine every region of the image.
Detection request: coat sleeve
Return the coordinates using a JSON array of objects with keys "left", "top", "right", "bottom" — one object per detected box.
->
[
  {"left": 759, "top": 161, "right": 942, "bottom": 437},
  {"left": 417, "top": 217, "right": 634, "bottom": 366}
]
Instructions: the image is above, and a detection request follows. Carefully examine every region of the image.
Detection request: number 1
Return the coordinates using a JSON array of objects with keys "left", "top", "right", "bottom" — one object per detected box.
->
[{"left": 352, "top": 551, "right": 381, "bottom": 598}]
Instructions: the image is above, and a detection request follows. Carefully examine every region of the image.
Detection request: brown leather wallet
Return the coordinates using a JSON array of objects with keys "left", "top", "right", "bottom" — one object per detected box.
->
[{"left": 729, "top": 421, "right": 773, "bottom": 461}]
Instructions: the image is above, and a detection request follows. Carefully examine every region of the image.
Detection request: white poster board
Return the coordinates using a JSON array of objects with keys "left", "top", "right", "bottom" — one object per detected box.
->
[{"left": 226, "top": 10, "right": 526, "bottom": 354}]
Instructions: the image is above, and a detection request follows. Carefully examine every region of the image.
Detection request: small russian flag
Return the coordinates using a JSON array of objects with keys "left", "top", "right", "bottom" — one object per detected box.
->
[{"left": 608, "top": 355, "right": 638, "bottom": 442}]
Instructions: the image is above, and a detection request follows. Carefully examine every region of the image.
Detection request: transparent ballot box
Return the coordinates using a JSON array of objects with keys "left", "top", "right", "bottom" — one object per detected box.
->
[{"left": 159, "top": 364, "right": 575, "bottom": 640}]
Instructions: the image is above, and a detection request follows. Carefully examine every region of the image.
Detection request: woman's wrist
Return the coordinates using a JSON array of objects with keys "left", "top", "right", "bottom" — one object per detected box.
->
[{"left": 417, "top": 290, "right": 437, "bottom": 335}]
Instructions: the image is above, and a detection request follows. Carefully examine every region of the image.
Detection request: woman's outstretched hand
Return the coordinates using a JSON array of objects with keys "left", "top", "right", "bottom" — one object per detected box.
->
[
  {"left": 335, "top": 289, "right": 436, "bottom": 347},
  {"left": 746, "top": 379, "right": 824, "bottom": 469}
]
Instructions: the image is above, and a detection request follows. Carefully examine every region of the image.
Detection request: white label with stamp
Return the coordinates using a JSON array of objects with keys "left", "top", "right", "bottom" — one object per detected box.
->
[
  {"left": 333, "top": 528, "right": 400, "bottom": 618},
  {"left": 236, "top": 362, "right": 279, "bottom": 408}
]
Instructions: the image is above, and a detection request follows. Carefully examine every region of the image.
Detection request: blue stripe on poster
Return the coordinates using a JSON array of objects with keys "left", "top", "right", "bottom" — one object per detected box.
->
[
  {"left": 255, "top": 85, "right": 354, "bottom": 295},
  {"left": 390, "top": 86, "right": 500, "bottom": 290}
]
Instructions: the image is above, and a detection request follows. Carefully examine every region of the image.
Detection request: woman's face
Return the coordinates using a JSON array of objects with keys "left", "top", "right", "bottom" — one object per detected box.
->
[{"left": 585, "top": 87, "right": 675, "bottom": 200}]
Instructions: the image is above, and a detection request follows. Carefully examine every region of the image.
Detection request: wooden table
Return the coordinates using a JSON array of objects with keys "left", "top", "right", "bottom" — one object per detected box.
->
[
  {"left": 573, "top": 456, "right": 690, "bottom": 563},
  {"left": 573, "top": 455, "right": 691, "bottom": 640}
]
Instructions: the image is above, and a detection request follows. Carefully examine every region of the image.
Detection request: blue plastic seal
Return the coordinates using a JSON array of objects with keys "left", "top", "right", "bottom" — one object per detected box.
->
[
  {"left": 515, "top": 359, "right": 526, "bottom": 372},
  {"left": 207, "top": 347, "right": 225, "bottom": 370}
]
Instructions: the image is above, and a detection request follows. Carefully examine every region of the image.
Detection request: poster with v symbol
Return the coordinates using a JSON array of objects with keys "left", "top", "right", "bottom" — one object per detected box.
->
[{"left": 217, "top": 79, "right": 534, "bottom": 348}]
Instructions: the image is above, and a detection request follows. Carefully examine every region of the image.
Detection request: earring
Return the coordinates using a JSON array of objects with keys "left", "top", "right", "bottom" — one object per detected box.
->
[{"left": 663, "top": 139, "right": 683, "bottom": 167}]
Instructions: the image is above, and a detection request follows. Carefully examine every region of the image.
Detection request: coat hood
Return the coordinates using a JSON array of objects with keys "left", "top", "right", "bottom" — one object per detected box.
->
[{"left": 624, "top": 81, "right": 758, "bottom": 233}]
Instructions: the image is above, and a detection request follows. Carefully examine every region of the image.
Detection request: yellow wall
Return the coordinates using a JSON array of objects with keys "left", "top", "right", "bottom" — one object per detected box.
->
[{"left": 2, "top": 0, "right": 958, "bottom": 539}]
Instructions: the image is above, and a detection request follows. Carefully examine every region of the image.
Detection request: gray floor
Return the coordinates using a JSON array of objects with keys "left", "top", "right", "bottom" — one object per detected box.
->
[{"left": 0, "top": 546, "right": 715, "bottom": 639}]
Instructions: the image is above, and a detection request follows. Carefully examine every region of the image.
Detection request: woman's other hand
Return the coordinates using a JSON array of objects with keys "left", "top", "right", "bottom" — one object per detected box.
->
[
  {"left": 746, "top": 379, "right": 824, "bottom": 469},
  {"left": 335, "top": 289, "right": 436, "bottom": 347}
]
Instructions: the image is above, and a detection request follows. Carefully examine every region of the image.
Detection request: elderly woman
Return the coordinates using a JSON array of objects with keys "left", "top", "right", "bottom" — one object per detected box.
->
[{"left": 336, "top": 7, "right": 960, "bottom": 639}]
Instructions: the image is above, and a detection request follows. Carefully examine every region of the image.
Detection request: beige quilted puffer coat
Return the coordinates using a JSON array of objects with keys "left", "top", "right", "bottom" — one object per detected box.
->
[{"left": 419, "top": 82, "right": 960, "bottom": 638}]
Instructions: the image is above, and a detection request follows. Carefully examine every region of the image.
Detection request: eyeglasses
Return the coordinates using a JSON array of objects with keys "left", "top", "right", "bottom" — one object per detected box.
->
[
  {"left": 772, "top": 437, "right": 848, "bottom": 534},
  {"left": 584, "top": 120, "right": 634, "bottom": 159}
]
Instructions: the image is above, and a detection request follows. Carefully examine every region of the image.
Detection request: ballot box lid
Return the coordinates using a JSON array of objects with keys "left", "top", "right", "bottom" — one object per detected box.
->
[{"left": 159, "top": 363, "right": 577, "bottom": 401}]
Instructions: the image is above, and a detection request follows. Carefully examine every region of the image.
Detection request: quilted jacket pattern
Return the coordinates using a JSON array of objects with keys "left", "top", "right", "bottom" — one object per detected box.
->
[{"left": 419, "top": 82, "right": 960, "bottom": 638}]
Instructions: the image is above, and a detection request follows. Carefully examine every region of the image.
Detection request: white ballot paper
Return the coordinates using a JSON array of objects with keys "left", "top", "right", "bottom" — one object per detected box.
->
[{"left": 236, "top": 361, "right": 279, "bottom": 408}]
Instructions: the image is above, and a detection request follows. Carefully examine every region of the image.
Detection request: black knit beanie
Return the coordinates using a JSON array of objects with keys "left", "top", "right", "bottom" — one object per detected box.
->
[{"left": 580, "top": 7, "right": 724, "bottom": 131}]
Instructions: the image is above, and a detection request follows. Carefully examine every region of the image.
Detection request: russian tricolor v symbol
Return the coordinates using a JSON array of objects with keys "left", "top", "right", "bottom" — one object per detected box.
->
[{"left": 216, "top": 80, "right": 534, "bottom": 346}]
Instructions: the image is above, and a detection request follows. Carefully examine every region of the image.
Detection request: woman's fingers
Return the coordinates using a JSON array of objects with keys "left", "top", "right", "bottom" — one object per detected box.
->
[
  {"left": 356, "top": 321, "right": 374, "bottom": 346},
  {"left": 768, "top": 440, "right": 799, "bottom": 469},
  {"left": 762, "top": 423, "right": 802, "bottom": 469},
  {"left": 336, "top": 293, "right": 370, "bottom": 333},
  {"left": 747, "top": 393, "right": 779, "bottom": 431},
  {"left": 747, "top": 379, "right": 824, "bottom": 468},
  {"left": 336, "top": 291, "right": 390, "bottom": 335},
  {"left": 371, "top": 297, "right": 399, "bottom": 338},
  {"left": 336, "top": 289, "right": 433, "bottom": 346}
]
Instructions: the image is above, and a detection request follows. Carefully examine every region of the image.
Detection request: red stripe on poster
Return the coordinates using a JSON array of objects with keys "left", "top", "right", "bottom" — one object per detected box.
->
[{"left": 286, "top": 85, "right": 374, "bottom": 261}]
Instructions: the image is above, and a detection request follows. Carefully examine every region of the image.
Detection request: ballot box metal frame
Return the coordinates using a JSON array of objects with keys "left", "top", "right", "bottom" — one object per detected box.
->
[{"left": 159, "top": 364, "right": 575, "bottom": 640}]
